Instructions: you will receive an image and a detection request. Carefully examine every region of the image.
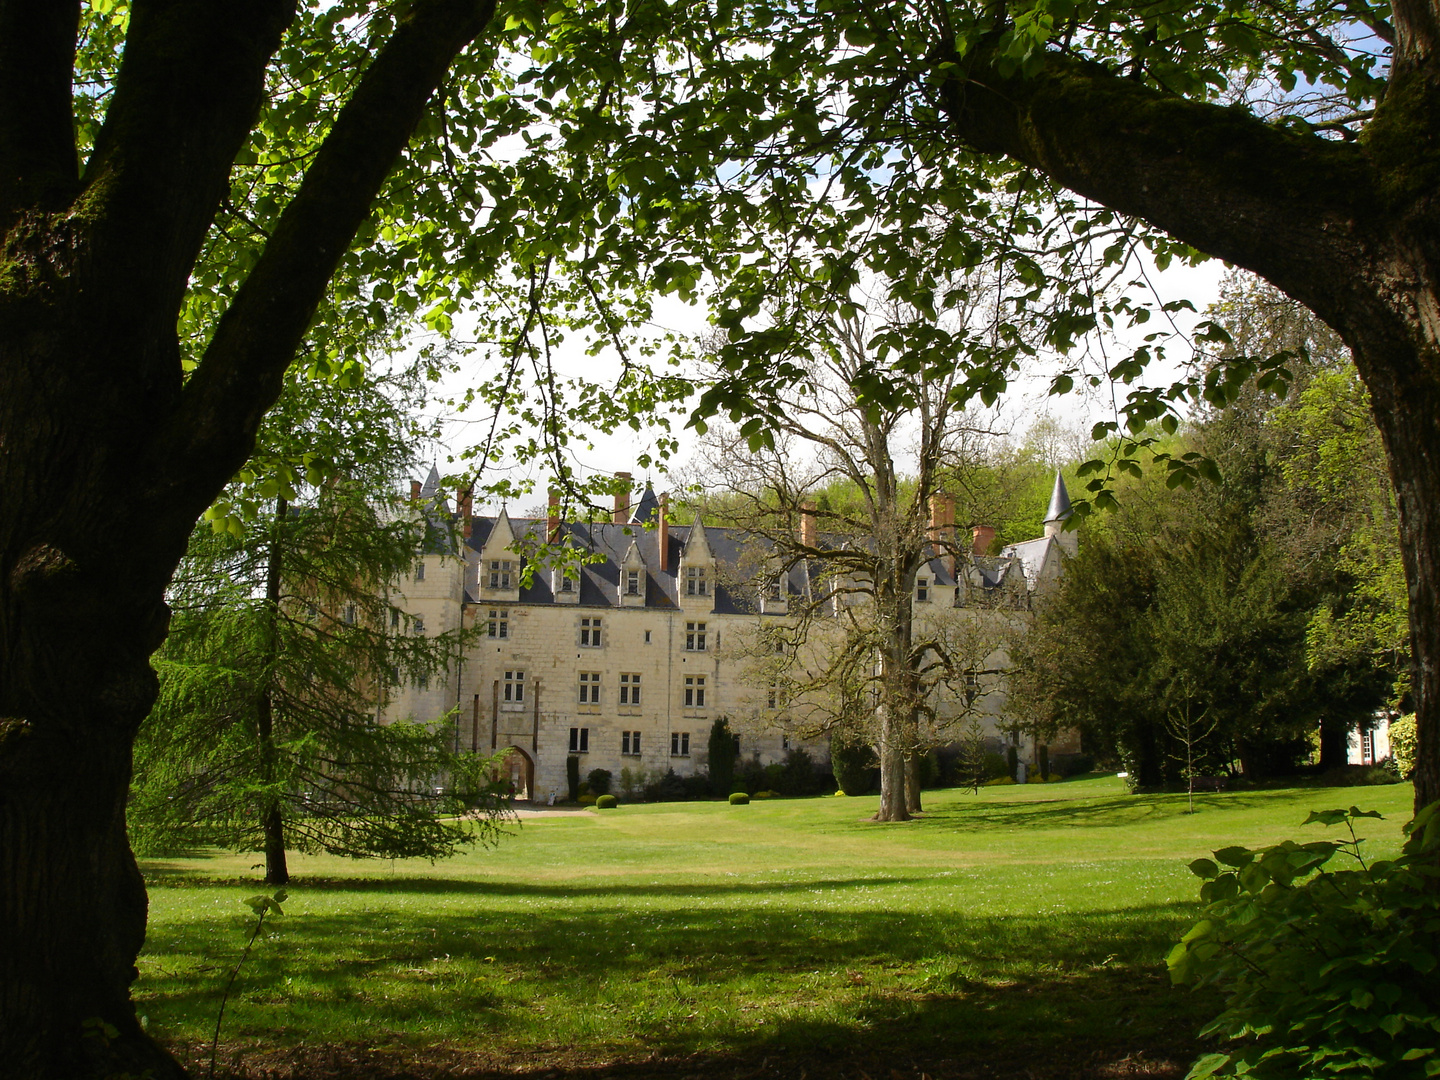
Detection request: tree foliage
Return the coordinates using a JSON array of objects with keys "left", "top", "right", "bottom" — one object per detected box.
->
[
  {"left": 131, "top": 481, "right": 509, "bottom": 881},
  {"left": 1169, "top": 805, "right": 1440, "bottom": 1079}
]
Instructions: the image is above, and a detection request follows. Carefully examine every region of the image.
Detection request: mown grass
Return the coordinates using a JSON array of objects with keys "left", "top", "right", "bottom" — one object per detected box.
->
[{"left": 136, "top": 776, "right": 1417, "bottom": 1070}]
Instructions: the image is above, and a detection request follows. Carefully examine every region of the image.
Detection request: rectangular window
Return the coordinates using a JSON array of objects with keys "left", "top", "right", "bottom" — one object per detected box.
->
[
  {"left": 685, "top": 621, "right": 707, "bottom": 651},
  {"left": 782, "top": 734, "right": 791, "bottom": 751},
  {"left": 414, "top": 561, "right": 425, "bottom": 582},
  {"left": 569, "top": 727, "right": 589, "bottom": 753},
  {"left": 580, "top": 616, "right": 603, "bottom": 648},
  {"left": 503, "top": 670, "right": 525, "bottom": 703},
  {"left": 343, "top": 603, "right": 357, "bottom": 624},
  {"left": 416, "top": 671, "right": 430, "bottom": 691},
  {"left": 964, "top": 670, "right": 980, "bottom": 705},
  {"left": 670, "top": 731, "right": 690, "bottom": 756},
  {"left": 685, "top": 566, "right": 708, "bottom": 596},
  {"left": 626, "top": 569, "right": 640, "bottom": 596},
  {"left": 1361, "top": 728, "right": 1375, "bottom": 763},
  {"left": 916, "top": 577, "right": 929, "bottom": 603},
  {"left": 487, "top": 607, "right": 509, "bottom": 639},
  {"left": 560, "top": 573, "right": 574, "bottom": 594},
  {"left": 488, "top": 559, "right": 514, "bottom": 589},
  {"left": 767, "top": 678, "right": 781, "bottom": 709},
  {"left": 578, "top": 672, "right": 601, "bottom": 704},
  {"left": 390, "top": 609, "right": 400, "bottom": 630},
  {"left": 619, "top": 672, "right": 641, "bottom": 706},
  {"left": 622, "top": 730, "right": 641, "bottom": 756},
  {"left": 684, "top": 675, "right": 706, "bottom": 708},
  {"left": 644, "top": 629, "right": 652, "bottom": 644},
  {"left": 413, "top": 615, "right": 425, "bottom": 635}
]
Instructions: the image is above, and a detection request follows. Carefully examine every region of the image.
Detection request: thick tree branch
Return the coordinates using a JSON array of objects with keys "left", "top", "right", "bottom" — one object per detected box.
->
[
  {"left": 938, "top": 51, "right": 1380, "bottom": 326},
  {"left": 0, "top": 1, "right": 81, "bottom": 223},
  {"left": 80, "top": 0, "right": 295, "bottom": 336},
  {"left": 145, "top": 0, "right": 500, "bottom": 532}
]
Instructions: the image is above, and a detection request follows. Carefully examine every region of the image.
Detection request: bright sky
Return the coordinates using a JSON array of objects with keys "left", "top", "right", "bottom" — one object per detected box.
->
[{"left": 431, "top": 251, "right": 1230, "bottom": 514}]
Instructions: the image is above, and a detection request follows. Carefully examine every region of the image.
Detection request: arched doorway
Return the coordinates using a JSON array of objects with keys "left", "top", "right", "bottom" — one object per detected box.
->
[{"left": 502, "top": 745, "right": 534, "bottom": 801}]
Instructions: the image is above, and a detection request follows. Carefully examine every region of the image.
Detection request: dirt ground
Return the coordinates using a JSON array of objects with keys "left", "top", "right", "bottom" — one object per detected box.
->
[{"left": 189, "top": 1038, "right": 1198, "bottom": 1080}]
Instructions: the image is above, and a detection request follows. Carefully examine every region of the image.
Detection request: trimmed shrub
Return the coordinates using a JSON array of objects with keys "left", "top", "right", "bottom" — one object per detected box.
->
[
  {"left": 753, "top": 790, "right": 776, "bottom": 799},
  {"left": 566, "top": 755, "right": 581, "bottom": 802},
  {"left": 578, "top": 793, "right": 597, "bottom": 805},
  {"left": 594, "top": 794, "right": 616, "bottom": 809},
  {"left": 777, "top": 748, "right": 821, "bottom": 795},
  {"left": 1389, "top": 713, "right": 1416, "bottom": 779},
  {"left": 680, "top": 772, "right": 712, "bottom": 799},
  {"left": 1169, "top": 805, "right": 1440, "bottom": 1079},
  {"left": 832, "top": 738, "right": 877, "bottom": 796},
  {"left": 1052, "top": 753, "right": 1095, "bottom": 778},
  {"left": 982, "top": 751, "right": 1010, "bottom": 780},
  {"left": 918, "top": 750, "right": 940, "bottom": 789},
  {"left": 983, "top": 776, "right": 1016, "bottom": 787},
  {"left": 1319, "top": 764, "right": 1402, "bottom": 787},
  {"left": 707, "top": 717, "right": 738, "bottom": 796},
  {"left": 728, "top": 791, "right": 750, "bottom": 805},
  {"left": 642, "top": 768, "right": 686, "bottom": 803},
  {"left": 586, "top": 768, "right": 613, "bottom": 796}
]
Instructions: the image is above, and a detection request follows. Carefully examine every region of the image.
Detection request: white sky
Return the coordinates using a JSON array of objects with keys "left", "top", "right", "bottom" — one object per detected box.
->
[{"left": 430, "top": 252, "right": 1230, "bottom": 514}]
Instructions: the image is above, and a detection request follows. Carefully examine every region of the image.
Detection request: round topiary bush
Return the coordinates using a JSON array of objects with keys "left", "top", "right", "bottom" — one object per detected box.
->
[
  {"left": 595, "top": 794, "right": 617, "bottom": 809},
  {"left": 728, "top": 791, "right": 750, "bottom": 805}
]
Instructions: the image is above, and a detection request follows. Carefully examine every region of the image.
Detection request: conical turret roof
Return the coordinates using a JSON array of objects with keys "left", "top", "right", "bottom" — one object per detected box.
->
[{"left": 1044, "top": 471, "right": 1072, "bottom": 523}]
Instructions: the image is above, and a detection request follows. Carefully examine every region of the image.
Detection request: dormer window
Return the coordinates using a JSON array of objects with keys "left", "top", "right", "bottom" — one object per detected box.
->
[
  {"left": 626, "top": 569, "right": 640, "bottom": 596},
  {"left": 685, "top": 566, "right": 708, "bottom": 596},
  {"left": 916, "top": 577, "right": 929, "bottom": 603},
  {"left": 488, "top": 559, "right": 514, "bottom": 589},
  {"left": 559, "top": 572, "right": 574, "bottom": 593}
]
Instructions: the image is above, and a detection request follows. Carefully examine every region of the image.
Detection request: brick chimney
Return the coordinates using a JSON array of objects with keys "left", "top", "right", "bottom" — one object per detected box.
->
[
  {"left": 658, "top": 492, "right": 670, "bottom": 571},
  {"left": 972, "top": 525, "right": 996, "bottom": 558},
  {"left": 928, "top": 493, "right": 957, "bottom": 575},
  {"left": 613, "top": 471, "right": 633, "bottom": 524},
  {"left": 547, "top": 488, "right": 561, "bottom": 544},
  {"left": 410, "top": 480, "right": 422, "bottom": 501},
  {"left": 457, "top": 485, "right": 473, "bottom": 530},
  {"left": 799, "top": 501, "right": 817, "bottom": 549}
]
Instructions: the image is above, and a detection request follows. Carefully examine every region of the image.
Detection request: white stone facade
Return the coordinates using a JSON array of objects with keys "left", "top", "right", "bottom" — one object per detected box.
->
[{"left": 379, "top": 472, "right": 1079, "bottom": 796}]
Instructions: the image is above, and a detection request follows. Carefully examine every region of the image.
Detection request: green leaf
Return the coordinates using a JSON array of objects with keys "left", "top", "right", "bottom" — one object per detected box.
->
[{"left": 1189, "top": 858, "right": 1220, "bottom": 879}]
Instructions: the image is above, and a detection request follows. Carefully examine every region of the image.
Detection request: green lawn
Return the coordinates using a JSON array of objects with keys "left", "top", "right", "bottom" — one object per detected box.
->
[{"left": 137, "top": 776, "right": 1418, "bottom": 1076}]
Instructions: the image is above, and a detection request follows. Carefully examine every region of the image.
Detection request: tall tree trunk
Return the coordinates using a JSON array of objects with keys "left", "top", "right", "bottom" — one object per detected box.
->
[
  {"left": 904, "top": 753, "right": 923, "bottom": 814},
  {"left": 937, "top": 2, "right": 1440, "bottom": 816},
  {"left": 873, "top": 705, "right": 910, "bottom": 822},
  {"left": 258, "top": 497, "right": 289, "bottom": 886},
  {"left": 0, "top": 3, "right": 500, "bottom": 1072}
]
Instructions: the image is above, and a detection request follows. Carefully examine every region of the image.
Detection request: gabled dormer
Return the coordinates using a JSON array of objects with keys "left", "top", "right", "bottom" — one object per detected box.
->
[
  {"left": 477, "top": 508, "right": 521, "bottom": 603},
  {"left": 760, "top": 557, "right": 789, "bottom": 615},
  {"left": 618, "top": 540, "right": 648, "bottom": 607},
  {"left": 550, "top": 561, "right": 580, "bottom": 604},
  {"left": 678, "top": 516, "right": 716, "bottom": 612}
]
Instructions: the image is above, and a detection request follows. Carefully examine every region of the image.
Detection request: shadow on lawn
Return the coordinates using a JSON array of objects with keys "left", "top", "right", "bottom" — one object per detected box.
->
[
  {"left": 916, "top": 790, "right": 1305, "bottom": 832},
  {"left": 139, "top": 899, "right": 1211, "bottom": 1054},
  {"left": 139, "top": 873, "right": 937, "bottom": 896}
]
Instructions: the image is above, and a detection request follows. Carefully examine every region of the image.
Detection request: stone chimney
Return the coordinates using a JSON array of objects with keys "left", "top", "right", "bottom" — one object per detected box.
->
[
  {"left": 658, "top": 492, "right": 670, "bottom": 571},
  {"left": 410, "top": 480, "right": 422, "bottom": 501},
  {"left": 613, "top": 471, "right": 633, "bottom": 524},
  {"left": 972, "top": 525, "right": 996, "bottom": 558},
  {"left": 547, "top": 488, "right": 561, "bottom": 544},
  {"left": 799, "top": 501, "right": 817, "bottom": 549},
  {"left": 928, "top": 493, "right": 957, "bottom": 574}
]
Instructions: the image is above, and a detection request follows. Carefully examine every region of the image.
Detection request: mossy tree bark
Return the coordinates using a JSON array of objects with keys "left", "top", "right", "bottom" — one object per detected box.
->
[
  {"left": 0, "top": 2, "right": 497, "bottom": 1076},
  {"left": 939, "top": 1, "right": 1440, "bottom": 815}
]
